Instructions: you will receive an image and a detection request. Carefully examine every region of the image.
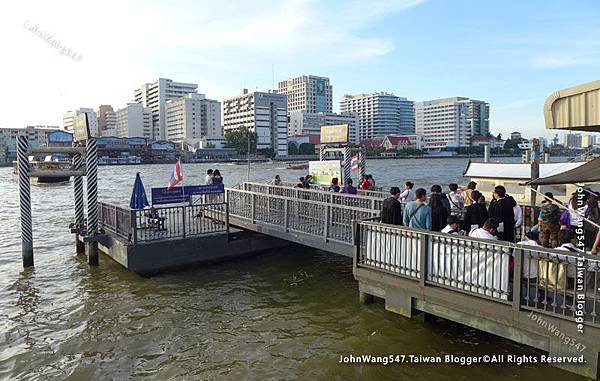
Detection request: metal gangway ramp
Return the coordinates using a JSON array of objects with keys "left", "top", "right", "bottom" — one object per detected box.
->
[{"left": 225, "top": 183, "right": 385, "bottom": 256}]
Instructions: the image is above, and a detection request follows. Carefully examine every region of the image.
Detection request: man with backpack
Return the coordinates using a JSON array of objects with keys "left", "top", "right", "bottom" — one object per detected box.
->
[{"left": 539, "top": 192, "right": 561, "bottom": 248}]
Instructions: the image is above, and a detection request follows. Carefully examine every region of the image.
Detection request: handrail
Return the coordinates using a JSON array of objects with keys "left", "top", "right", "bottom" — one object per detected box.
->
[
  {"left": 98, "top": 201, "right": 228, "bottom": 243},
  {"left": 354, "top": 218, "right": 600, "bottom": 326}
]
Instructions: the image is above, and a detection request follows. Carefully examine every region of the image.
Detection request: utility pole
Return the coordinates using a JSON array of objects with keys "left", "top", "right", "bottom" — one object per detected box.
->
[{"left": 247, "top": 128, "right": 251, "bottom": 182}]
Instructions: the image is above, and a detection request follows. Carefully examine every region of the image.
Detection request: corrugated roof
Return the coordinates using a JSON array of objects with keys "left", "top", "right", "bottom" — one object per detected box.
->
[
  {"left": 544, "top": 80, "right": 600, "bottom": 132},
  {"left": 528, "top": 157, "right": 600, "bottom": 185},
  {"left": 463, "top": 161, "right": 587, "bottom": 180}
]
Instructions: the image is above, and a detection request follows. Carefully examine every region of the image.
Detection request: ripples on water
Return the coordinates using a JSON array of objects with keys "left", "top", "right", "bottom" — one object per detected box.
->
[{"left": 0, "top": 159, "right": 581, "bottom": 380}]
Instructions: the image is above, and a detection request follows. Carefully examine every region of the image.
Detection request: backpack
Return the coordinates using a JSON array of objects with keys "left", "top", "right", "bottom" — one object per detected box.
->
[{"left": 541, "top": 203, "right": 560, "bottom": 224}]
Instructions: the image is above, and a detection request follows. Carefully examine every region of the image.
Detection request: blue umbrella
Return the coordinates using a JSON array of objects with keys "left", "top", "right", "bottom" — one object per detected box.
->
[{"left": 130, "top": 172, "right": 149, "bottom": 209}]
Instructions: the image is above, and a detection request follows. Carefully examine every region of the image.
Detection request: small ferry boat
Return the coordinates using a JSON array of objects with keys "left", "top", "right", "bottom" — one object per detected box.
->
[
  {"left": 13, "top": 155, "right": 72, "bottom": 184},
  {"left": 286, "top": 163, "right": 309, "bottom": 170}
]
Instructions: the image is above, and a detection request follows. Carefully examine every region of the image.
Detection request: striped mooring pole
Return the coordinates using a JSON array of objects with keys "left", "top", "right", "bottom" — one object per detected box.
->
[
  {"left": 319, "top": 146, "right": 327, "bottom": 161},
  {"left": 72, "top": 149, "right": 85, "bottom": 254},
  {"left": 358, "top": 148, "right": 366, "bottom": 177},
  {"left": 342, "top": 146, "right": 351, "bottom": 184},
  {"left": 17, "top": 136, "right": 33, "bottom": 267},
  {"left": 86, "top": 137, "right": 99, "bottom": 266}
]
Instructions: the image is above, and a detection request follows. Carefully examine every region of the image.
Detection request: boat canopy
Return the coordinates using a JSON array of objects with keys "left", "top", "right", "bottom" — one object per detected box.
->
[
  {"left": 527, "top": 157, "right": 600, "bottom": 185},
  {"left": 463, "top": 161, "right": 586, "bottom": 180},
  {"left": 544, "top": 80, "right": 600, "bottom": 132}
]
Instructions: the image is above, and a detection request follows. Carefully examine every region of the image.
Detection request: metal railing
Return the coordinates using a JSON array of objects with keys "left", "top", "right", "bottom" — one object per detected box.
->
[
  {"left": 355, "top": 219, "right": 600, "bottom": 326},
  {"left": 279, "top": 180, "right": 386, "bottom": 195},
  {"left": 242, "top": 182, "right": 387, "bottom": 211},
  {"left": 99, "top": 202, "right": 133, "bottom": 240},
  {"left": 98, "top": 201, "right": 228, "bottom": 244},
  {"left": 226, "top": 188, "right": 379, "bottom": 244}
]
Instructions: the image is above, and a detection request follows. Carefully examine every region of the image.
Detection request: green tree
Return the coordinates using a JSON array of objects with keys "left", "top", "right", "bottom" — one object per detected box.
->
[
  {"left": 224, "top": 127, "right": 257, "bottom": 154},
  {"left": 298, "top": 143, "right": 315, "bottom": 155},
  {"left": 260, "top": 148, "right": 275, "bottom": 158},
  {"left": 288, "top": 142, "right": 299, "bottom": 155}
]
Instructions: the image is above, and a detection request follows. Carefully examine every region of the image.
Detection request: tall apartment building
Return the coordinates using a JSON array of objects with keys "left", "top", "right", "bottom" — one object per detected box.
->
[
  {"left": 415, "top": 97, "right": 489, "bottom": 150},
  {"left": 340, "top": 93, "right": 414, "bottom": 140},
  {"left": 63, "top": 108, "right": 99, "bottom": 137},
  {"left": 288, "top": 111, "right": 360, "bottom": 144},
  {"left": 581, "top": 134, "right": 597, "bottom": 148},
  {"left": 165, "top": 93, "right": 222, "bottom": 144},
  {"left": 97, "top": 105, "right": 115, "bottom": 135},
  {"left": 134, "top": 78, "right": 198, "bottom": 140},
  {"left": 278, "top": 75, "right": 332, "bottom": 113},
  {"left": 223, "top": 89, "right": 288, "bottom": 156},
  {"left": 465, "top": 99, "right": 490, "bottom": 136},
  {"left": 111, "top": 103, "right": 153, "bottom": 138}
]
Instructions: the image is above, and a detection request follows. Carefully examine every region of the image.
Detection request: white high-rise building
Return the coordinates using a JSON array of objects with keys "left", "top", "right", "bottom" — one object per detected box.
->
[
  {"left": 112, "top": 103, "right": 153, "bottom": 138},
  {"left": 288, "top": 111, "right": 360, "bottom": 145},
  {"left": 134, "top": 78, "right": 198, "bottom": 140},
  {"left": 63, "top": 108, "right": 99, "bottom": 137},
  {"left": 415, "top": 97, "right": 490, "bottom": 150},
  {"left": 165, "top": 93, "right": 222, "bottom": 144},
  {"left": 223, "top": 89, "right": 288, "bottom": 156},
  {"left": 339, "top": 93, "right": 414, "bottom": 140},
  {"left": 278, "top": 75, "right": 332, "bottom": 113}
]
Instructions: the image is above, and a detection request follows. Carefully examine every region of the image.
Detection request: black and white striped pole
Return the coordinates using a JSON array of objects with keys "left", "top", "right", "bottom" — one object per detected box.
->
[
  {"left": 17, "top": 136, "right": 33, "bottom": 267},
  {"left": 86, "top": 137, "right": 99, "bottom": 266},
  {"left": 319, "top": 146, "right": 327, "bottom": 161},
  {"left": 358, "top": 148, "right": 366, "bottom": 177},
  {"left": 72, "top": 149, "right": 85, "bottom": 254},
  {"left": 343, "top": 146, "right": 351, "bottom": 185}
]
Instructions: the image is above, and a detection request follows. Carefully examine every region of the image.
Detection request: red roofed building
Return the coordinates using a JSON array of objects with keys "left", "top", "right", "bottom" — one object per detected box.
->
[
  {"left": 470, "top": 134, "right": 504, "bottom": 149},
  {"left": 382, "top": 134, "right": 423, "bottom": 150}
]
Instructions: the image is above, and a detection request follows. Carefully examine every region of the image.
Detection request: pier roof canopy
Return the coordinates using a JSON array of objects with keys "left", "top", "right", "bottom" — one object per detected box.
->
[
  {"left": 464, "top": 161, "right": 586, "bottom": 180},
  {"left": 527, "top": 157, "right": 600, "bottom": 185},
  {"left": 544, "top": 80, "right": 600, "bottom": 132}
]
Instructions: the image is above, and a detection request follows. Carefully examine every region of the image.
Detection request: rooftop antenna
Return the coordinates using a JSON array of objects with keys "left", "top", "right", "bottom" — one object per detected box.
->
[{"left": 272, "top": 64, "right": 275, "bottom": 89}]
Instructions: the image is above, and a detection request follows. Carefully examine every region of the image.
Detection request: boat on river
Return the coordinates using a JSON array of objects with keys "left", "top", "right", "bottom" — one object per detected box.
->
[{"left": 13, "top": 155, "right": 72, "bottom": 184}]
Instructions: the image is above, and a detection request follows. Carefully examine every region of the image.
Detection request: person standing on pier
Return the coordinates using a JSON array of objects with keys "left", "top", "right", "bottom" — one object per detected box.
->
[
  {"left": 271, "top": 175, "right": 282, "bottom": 186},
  {"left": 469, "top": 218, "right": 499, "bottom": 240},
  {"left": 488, "top": 185, "right": 516, "bottom": 242},
  {"left": 341, "top": 179, "right": 357, "bottom": 194},
  {"left": 400, "top": 181, "right": 416, "bottom": 202},
  {"left": 447, "top": 183, "right": 465, "bottom": 215},
  {"left": 463, "top": 181, "right": 477, "bottom": 207},
  {"left": 462, "top": 191, "right": 488, "bottom": 233},
  {"left": 329, "top": 177, "right": 340, "bottom": 192},
  {"left": 205, "top": 169, "right": 214, "bottom": 185},
  {"left": 381, "top": 187, "right": 403, "bottom": 225},
  {"left": 429, "top": 185, "right": 449, "bottom": 232},
  {"left": 212, "top": 169, "right": 223, "bottom": 184},
  {"left": 403, "top": 188, "right": 431, "bottom": 229}
]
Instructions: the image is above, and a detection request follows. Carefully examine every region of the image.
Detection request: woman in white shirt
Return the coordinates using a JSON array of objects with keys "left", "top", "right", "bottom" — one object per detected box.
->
[{"left": 400, "top": 181, "right": 416, "bottom": 202}]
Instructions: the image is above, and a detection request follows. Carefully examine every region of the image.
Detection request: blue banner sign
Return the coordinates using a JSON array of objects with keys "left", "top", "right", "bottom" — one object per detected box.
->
[{"left": 151, "top": 184, "right": 224, "bottom": 205}]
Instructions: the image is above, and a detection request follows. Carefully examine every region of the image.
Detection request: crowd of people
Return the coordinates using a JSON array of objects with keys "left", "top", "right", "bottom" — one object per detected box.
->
[{"left": 380, "top": 182, "right": 600, "bottom": 253}]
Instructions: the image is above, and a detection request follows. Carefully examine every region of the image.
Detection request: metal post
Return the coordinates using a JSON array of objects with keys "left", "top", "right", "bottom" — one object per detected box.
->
[
  {"left": 419, "top": 234, "right": 428, "bottom": 287},
  {"left": 17, "top": 136, "right": 33, "bottom": 268},
  {"left": 251, "top": 193, "right": 256, "bottom": 223},
  {"left": 72, "top": 150, "right": 85, "bottom": 253},
  {"left": 512, "top": 248, "right": 523, "bottom": 311},
  {"left": 86, "top": 137, "right": 99, "bottom": 266},
  {"left": 284, "top": 198, "right": 289, "bottom": 232},
  {"left": 225, "top": 202, "right": 230, "bottom": 234},
  {"left": 130, "top": 209, "right": 137, "bottom": 244},
  {"left": 343, "top": 146, "right": 351, "bottom": 184},
  {"left": 529, "top": 139, "right": 540, "bottom": 227},
  {"left": 544, "top": 152, "right": 550, "bottom": 163},
  {"left": 323, "top": 205, "right": 330, "bottom": 241},
  {"left": 182, "top": 205, "right": 186, "bottom": 239},
  {"left": 483, "top": 144, "right": 490, "bottom": 163},
  {"left": 358, "top": 148, "right": 366, "bottom": 177}
]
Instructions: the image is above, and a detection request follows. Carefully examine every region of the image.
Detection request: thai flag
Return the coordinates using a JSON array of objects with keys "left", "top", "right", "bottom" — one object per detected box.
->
[
  {"left": 351, "top": 155, "right": 359, "bottom": 172},
  {"left": 167, "top": 158, "right": 184, "bottom": 190}
]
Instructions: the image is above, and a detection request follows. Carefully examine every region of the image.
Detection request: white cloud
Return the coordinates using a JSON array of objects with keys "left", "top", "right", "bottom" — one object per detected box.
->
[
  {"left": 0, "top": 0, "right": 423, "bottom": 128},
  {"left": 531, "top": 55, "right": 579, "bottom": 69}
]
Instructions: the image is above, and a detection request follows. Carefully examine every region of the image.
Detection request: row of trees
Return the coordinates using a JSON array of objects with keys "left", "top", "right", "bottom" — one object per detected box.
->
[{"left": 223, "top": 127, "right": 316, "bottom": 157}]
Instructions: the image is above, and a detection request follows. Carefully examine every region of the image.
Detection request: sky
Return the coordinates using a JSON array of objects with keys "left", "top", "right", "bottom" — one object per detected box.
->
[{"left": 1, "top": 0, "right": 599, "bottom": 139}]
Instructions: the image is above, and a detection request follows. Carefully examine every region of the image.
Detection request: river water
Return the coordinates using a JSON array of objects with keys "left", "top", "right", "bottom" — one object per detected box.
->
[{"left": 0, "top": 158, "right": 582, "bottom": 380}]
